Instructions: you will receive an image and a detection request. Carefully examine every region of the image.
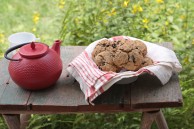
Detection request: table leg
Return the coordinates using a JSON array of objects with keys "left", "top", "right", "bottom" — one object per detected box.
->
[
  {"left": 3, "top": 114, "right": 20, "bottom": 129},
  {"left": 140, "top": 110, "right": 168, "bottom": 129},
  {"left": 20, "top": 114, "right": 31, "bottom": 129},
  {"left": 3, "top": 114, "right": 31, "bottom": 129},
  {"left": 155, "top": 110, "right": 168, "bottom": 129},
  {"left": 140, "top": 111, "right": 155, "bottom": 129}
]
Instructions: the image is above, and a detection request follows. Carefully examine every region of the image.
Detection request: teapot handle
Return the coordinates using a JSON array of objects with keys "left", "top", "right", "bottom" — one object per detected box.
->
[{"left": 4, "top": 43, "right": 30, "bottom": 61}]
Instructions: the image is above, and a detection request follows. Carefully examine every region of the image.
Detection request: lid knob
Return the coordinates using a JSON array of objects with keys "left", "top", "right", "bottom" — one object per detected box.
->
[{"left": 31, "top": 42, "right": 35, "bottom": 50}]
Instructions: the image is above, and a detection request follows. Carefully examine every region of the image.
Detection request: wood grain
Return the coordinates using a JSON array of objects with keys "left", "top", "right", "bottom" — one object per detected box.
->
[
  {"left": 93, "top": 83, "right": 126, "bottom": 105},
  {"left": 130, "top": 72, "right": 182, "bottom": 109},
  {"left": 0, "top": 59, "right": 10, "bottom": 100},
  {"left": 0, "top": 78, "right": 31, "bottom": 110},
  {"left": 0, "top": 58, "right": 10, "bottom": 85}
]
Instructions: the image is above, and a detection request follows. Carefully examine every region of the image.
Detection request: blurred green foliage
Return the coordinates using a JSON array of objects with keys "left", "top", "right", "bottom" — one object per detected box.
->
[
  {"left": 60, "top": 0, "right": 193, "bottom": 49},
  {"left": 60, "top": 1, "right": 194, "bottom": 128},
  {"left": 0, "top": 0, "right": 194, "bottom": 129},
  {"left": 0, "top": 0, "right": 63, "bottom": 58}
]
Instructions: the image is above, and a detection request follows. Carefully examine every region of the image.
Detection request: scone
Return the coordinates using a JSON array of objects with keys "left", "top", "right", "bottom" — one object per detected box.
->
[
  {"left": 92, "top": 39, "right": 111, "bottom": 60},
  {"left": 131, "top": 40, "right": 147, "bottom": 56},
  {"left": 92, "top": 39, "right": 117, "bottom": 60},
  {"left": 117, "top": 39, "right": 133, "bottom": 52},
  {"left": 94, "top": 51, "right": 119, "bottom": 72},
  {"left": 114, "top": 40, "right": 144, "bottom": 71},
  {"left": 122, "top": 49, "right": 144, "bottom": 71},
  {"left": 140, "top": 57, "right": 153, "bottom": 68},
  {"left": 113, "top": 50, "right": 129, "bottom": 67}
]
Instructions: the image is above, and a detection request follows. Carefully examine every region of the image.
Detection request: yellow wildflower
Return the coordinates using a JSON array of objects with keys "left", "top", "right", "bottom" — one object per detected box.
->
[
  {"left": 0, "top": 33, "right": 5, "bottom": 43},
  {"left": 156, "top": 0, "right": 164, "bottom": 4},
  {"left": 123, "top": 0, "right": 130, "bottom": 7},
  {"left": 142, "top": 18, "right": 149, "bottom": 29},
  {"left": 192, "top": 39, "right": 194, "bottom": 45},
  {"left": 33, "top": 12, "right": 40, "bottom": 24},
  {"left": 32, "top": 27, "right": 37, "bottom": 32},
  {"left": 165, "top": 21, "right": 169, "bottom": 26},
  {"left": 138, "top": 6, "right": 143, "bottom": 12},
  {"left": 109, "top": 8, "right": 116, "bottom": 16},
  {"left": 132, "top": 4, "right": 143, "bottom": 14},
  {"left": 58, "top": 0, "right": 65, "bottom": 9},
  {"left": 142, "top": 18, "right": 149, "bottom": 24}
]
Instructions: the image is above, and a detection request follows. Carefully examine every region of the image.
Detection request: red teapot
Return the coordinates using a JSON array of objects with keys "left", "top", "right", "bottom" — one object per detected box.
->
[{"left": 4, "top": 40, "right": 63, "bottom": 90}]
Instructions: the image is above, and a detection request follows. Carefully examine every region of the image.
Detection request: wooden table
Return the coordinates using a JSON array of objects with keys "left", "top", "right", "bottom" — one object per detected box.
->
[{"left": 0, "top": 44, "right": 183, "bottom": 129}]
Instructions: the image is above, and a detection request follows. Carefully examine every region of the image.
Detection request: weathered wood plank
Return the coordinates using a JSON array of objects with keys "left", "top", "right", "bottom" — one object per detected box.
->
[
  {"left": 0, "top": 59, "right": 10, "bottom": 100},
  {"left": 27, "top": 46, "right": 88, "bottom": 110},
  {"left": 93, "top": 83, "right": 126, "bottom": 105},
  {"left": 123, "top": 83, "right": 131, "bottom": 109},
  {"left": 0, "top": 58, "right": 10, "bottom": 85},
  {"left": 130, "top": 73, "right": 182, "bottom": 109},
  {"left": 0, "top": 78, "right": 31, "bottom": 110}
]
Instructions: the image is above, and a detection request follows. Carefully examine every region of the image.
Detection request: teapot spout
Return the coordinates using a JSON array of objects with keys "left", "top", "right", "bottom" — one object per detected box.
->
[{"left": 52, "top": 40, "right": 62, "bottom": 56}]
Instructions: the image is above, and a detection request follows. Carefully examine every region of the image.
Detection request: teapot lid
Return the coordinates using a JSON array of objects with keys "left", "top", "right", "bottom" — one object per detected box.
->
[{"left": 19, "top": 42, "right": 48, "bottom": 59}]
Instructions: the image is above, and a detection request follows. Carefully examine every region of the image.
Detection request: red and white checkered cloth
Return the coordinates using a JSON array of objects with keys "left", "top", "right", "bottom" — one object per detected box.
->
[{"left": 67, "top": 36, "right": 182, "bottom": 104}]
